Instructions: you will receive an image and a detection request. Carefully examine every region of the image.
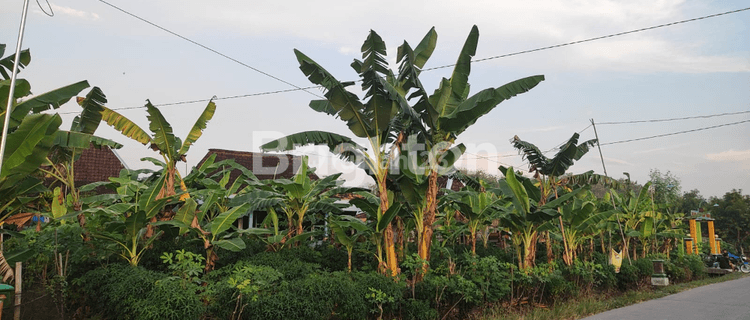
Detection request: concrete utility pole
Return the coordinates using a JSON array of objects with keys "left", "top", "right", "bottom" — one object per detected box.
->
[{"left": 0, "top": 0, "right": 31, "bottom": 176}]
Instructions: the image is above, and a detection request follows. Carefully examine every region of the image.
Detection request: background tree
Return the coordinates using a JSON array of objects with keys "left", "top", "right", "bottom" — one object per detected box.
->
[
  {"left": 676, "top": 189, "right": 705, "bottom": 215},
  {"left": 712, "top": 189, "right": 750, "bottom": 254},
  {"left": 648, "top": 169, "right": 681, "bottom": 211}
]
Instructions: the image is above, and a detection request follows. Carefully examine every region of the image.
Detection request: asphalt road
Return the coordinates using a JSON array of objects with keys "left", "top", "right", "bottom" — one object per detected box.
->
[{"left": 583, "top": 276, "right": 750, "bottom": 320}]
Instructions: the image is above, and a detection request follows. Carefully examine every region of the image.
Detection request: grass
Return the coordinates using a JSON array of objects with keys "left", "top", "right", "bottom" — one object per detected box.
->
[{"left": 476, "top": 272, "right": 748, "bottom": 320}]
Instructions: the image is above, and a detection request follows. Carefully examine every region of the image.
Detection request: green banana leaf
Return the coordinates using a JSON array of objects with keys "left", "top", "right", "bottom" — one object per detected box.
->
[{"left": 178, "top": 99, "right": 216, "bottom": 155}]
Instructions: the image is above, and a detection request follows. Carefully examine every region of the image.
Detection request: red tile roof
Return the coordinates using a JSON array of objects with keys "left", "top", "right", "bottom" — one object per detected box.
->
[
  {"left": 73, "top": 146, "right": 126, "bottom": 187},
  {"left": 196, "top": 149, "right": 317, "bottom": 181}
]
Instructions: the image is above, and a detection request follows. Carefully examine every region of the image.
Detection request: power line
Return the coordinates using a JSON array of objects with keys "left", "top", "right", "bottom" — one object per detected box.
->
[
  {"left": 423, "top": 6, "right": 750, "bottom": 72},
  {"left": 545, "top": 123, "right": 594, "bottom": 153},
  {"left": 97, "top": 0, "right": 321, "bottom": 99},
  {"left": 462, "top": 152, "right": 523, "bottom": 168},
  {"left": 58, "top": 85, "right": 321, "bottom": 115},
  {"left": 600, "top": 119, "right": 750, "bottom": 146},
  {"left": 62, "top": 5, "right": 750, "bottom": 115},
  {"left": 597, "top": 110, "right": 750, "bottom": 125}
]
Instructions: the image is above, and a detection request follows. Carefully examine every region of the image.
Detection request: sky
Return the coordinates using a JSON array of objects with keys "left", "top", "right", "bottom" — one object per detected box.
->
[{"left": 1, "top": 0, "right": 748, "bottom": 199}]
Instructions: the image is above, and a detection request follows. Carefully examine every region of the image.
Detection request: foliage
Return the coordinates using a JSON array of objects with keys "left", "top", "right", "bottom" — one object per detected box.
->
[
  {"left": 161, "top": 249, "right": 205, "bottom": 285},
  {"left": 73, "top": 264, "right": 204, "bottom": 320},
  {"left": 82, "top": 97, "right": 216, "bottom": 199},
  {"left": 648, "top": 169, "right": 681, "bottom": 208},
  {"left": 461, "top": 254, "right": 512, "bottom": 302},
  {"left": 712, "top": 189, "right": 750, "bottom": 254}
]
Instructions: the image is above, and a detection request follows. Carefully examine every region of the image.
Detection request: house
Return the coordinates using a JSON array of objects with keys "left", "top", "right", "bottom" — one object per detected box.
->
[{"left": 72, "top": 145, "right": 128, "bottom": 192}]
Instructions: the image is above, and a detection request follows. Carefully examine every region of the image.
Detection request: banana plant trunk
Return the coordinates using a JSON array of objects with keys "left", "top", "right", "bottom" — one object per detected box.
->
[
  {"left": 378, "top": 178, "right": 399, "bottom": 277},
  {"left": 418, "top": 170, "right": 439, "bottom": 278},
  {"left": 470, "top": 231, "right": 477, "bottom": 255},
  {"left": 520, "top": 231, "right": 539, "bottom": 270}
]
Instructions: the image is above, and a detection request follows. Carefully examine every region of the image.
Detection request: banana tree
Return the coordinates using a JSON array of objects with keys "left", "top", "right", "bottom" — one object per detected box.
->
[
  {"left": 81, "top": 98, "right": 216, "bottom": 202},
  {"left": 0, "top": 46, "right": 95, "bottom": 221},
  {"left": 510, "top": 132, "right": 597, "bottom": 265},
  {"left": 71, "top": 169, "right": 174, "bottom": 266},
  {"left": 259, "top": 29, "right": 437, "bottom": 276},
  {"left": 609, "top": 181, "right": 653, "bottom": 260},
  {"left": 40, "top": 88, "right": 124, "bottom": 227},
  {"left": 346, "top": 191, "right": 404, "bottom": 273},
  {"left": 328, "top": 214, "right": 370, "bottom": 272},
  {"left": 230, "top": 157, "right": 351, "bottom": 242},
  {"left": 153, "top": 199, "right": 252, "bottom": 272},
  {"left": 540, "top": 190, "right": 615, "bottom": 261},
  {"left": 182, "top": 153, "right": 263, "bottom": 225},
  {"left": 498, "top": 166, "right": 581, "bottom": 270},
  {"left": 393, "top": 26, "right": 544, "bottom": 271},
  {"left": 446, "top": 187, "right": 505, "bottom": 255}
]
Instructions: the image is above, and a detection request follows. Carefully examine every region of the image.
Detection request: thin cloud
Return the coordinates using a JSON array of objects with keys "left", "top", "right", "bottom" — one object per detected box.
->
[
  {"left": 517, "top": 126, "right": 565, "bottom": 133},
  {"left": 49, "top": 4, "right": 100, "bottom": 20},
  {"left": 166, "top": 0, "right": 745, "bottom": 74},
  {"left": 706, "top": 149, "right": 750, "bottom": 162},
  {"left": 604, "top": 157, "right": 633, "bottom": 166}
]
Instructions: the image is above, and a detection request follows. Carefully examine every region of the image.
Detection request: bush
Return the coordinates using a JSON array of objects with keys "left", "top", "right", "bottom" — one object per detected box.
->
[
  {"left": 616, "top": 258, "right": 653, "bottom": 290},
  {"left": 206, "top": 262, "right": 284, "bottom": 319},
  {"left": 461, "top": 254, "right": 512, "bottom": 302},
  {"left": 402, "top": 299, "right": 439, "bottom": 320},
  {"left": 73, "top": 264, "right": 204, "bottom": 320},
  {"left": 616, "top": 262, "right": 640, "bottom": 290},
  {"left": 352, "top": 271, "right": 407, "bottom": 316},
  {"left": 242, "top": 250, "right": 321, "bottom": 280},
  {"left": 673, "top": 254, "right": 706, "bottom": 281},
  {"left": 562, "top": 260, "right": 610, "bottom": 294},
  {"left": 632, "top": 258, "right": 654, "bottom": 278},
  {"left": 416, "top": 273, "right": 482, "bottom": 318},
  {"left": 663, "top": 259, "right": 688, "bottom": 282},
  {"left": 245, "top": 272, "right": 370, "bottom": 320}
]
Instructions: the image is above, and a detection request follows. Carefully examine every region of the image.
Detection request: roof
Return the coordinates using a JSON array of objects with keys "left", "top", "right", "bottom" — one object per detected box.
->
[
  {"left": 196, "top": 149, "right": 318, "bottom": 181},
  {"left": 438, "top": 176, "right": 465, "bottom": 192},
  {"left": 73, "top": 146, "right": 126, "bottom": 187}
]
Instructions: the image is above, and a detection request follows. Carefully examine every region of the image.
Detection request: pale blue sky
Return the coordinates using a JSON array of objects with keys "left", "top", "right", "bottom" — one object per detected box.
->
[{"left": 2, "top": 0, "right": 748, "bottom": 198}]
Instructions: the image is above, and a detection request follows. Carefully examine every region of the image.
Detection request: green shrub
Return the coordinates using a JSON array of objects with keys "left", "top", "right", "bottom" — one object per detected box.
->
[
  {"left": 616, "top": 259, "right": 653, "bottom": 290},
  {"left": 632, "top": 258, "right": 654, "bottom": 278},
  {"left": 136, "top": 278, "right": 206, "bottom": 320},
  {"left": 73, "top": 264, "right": 204, "bottom": 320},
  {"left": 663, "top": 259, "right": 688, "bottom": 282},
  {"left": 615, "top": 262, "right": 632, "bottom": 290},
  {"left": 402, "top": 299, "right": 439, "bottom": 320},
  {"left": 562, "top": 260, "right": 603, "bottom": 294},
  {"left": 245, "top": 272, "right": 370, "bottom": 320},
  {"left": 461, "top": 254, "right": 512, "bottom": 302},
  {"left": 596, "top": 263, "right": 618, "bottom": 289},
  {"left": 352, "top": 271, "right": 406, "bottom": 316},
  {"left": 673, "top": 254, "right": 706, "bottom": 281},
  {"left": 414, "top": 272, "right": 482, "bottom": 318},
  {"left": 138, "top": 235, "right": 203, "bottom": 272},
  {"left": 316, "top": 244, "right": 349, "bottom": 272},
  {"left": 243, "top": 250, "right": 320, "bottom": 280}
]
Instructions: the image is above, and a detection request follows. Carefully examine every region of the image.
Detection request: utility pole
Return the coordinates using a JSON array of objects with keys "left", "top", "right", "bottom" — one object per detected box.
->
[
  {"left": 0, "top": 0, "right": 31, "bottom": 176},
  {"left": 591, "top": 118, "right": 631, "bottom": 264}
]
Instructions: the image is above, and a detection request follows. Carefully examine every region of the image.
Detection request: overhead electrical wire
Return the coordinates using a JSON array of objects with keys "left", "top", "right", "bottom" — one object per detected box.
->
[
  {"left": 74, "top": 5, "right": 750, "bottom": 114},
  {"left": 97, "top": 0, "right": 322, "bottom": 99},
  {"left": 597, "top": 110, "right": 750, "bottom": 125},
  {"left": 600, "top": 119, "right": 750, "bottom": 146},
  {"left": 424, "top": 6, "right": 750, "bottom": 71},
  {"left": 58, "top": 85, "right": 321, "bottom": 115}
]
